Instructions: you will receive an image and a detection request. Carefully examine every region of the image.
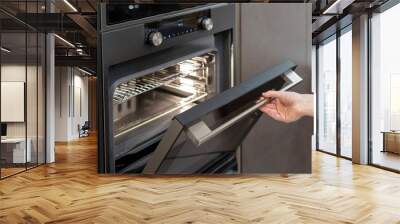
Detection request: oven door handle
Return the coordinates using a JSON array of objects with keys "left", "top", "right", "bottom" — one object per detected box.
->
[
  {"left": 186, "top": 70, "right": 302, "bottom": 146},
  {"left": 186, "top": 98, "right": 268, "bottom": 146}
]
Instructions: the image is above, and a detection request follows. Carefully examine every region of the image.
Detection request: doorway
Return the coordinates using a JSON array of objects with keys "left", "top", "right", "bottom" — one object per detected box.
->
[{"left": 54, "top": 66, "right": 96, "bottom": 143}]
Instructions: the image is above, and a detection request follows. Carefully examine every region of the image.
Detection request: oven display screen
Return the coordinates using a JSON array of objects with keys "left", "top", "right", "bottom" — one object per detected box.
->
[
  {"left": 106, "top": 4, "right": 205, "bottom": 25},
  {"left": 144, "top": 11, "right": 210, "bottom": 41}
]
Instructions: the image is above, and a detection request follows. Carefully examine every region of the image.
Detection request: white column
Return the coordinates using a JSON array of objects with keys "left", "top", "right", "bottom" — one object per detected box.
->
[
  {"left": 46, "top": 33, "right": 55, "bottom": 163},
  {"left": 45, "top": 1, "right": 56, "bottom": 163},
  {"left": 352, "top": 14, "right": 369, "bottom": 164}
]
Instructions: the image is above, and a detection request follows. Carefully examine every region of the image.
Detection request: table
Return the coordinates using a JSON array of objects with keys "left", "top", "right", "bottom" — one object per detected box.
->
[
  {"left": 382, "top": 131, "right": 400, "bottom": 154},
  {"left": 1, "top": 138, "right": 31, "bottom": 164}
]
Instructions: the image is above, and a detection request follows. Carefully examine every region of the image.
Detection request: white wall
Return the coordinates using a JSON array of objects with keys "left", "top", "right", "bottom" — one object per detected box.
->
[
  {"left": 311, "top": 45, "right": 317, "bottom": 150},
  {"left": 55, "top": 67, "right": 69, "bottom": 141},
  {"left": 71, "top": 73, "right": 89, "bottom": 138},
  {"left": 54, "top": 67, "right": 89, "bottom": 141}
]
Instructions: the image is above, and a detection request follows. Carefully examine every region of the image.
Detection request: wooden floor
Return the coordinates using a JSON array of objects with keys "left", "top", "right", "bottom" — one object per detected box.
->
[
  {"left": 1, "top": 135, "right": 400, "bottom": 224},
  {"left": 373, "top": 150, "right": 400, "bottom": 171},
  {"left": 1, "top": 167, "right": 26, "bottom": 178}
]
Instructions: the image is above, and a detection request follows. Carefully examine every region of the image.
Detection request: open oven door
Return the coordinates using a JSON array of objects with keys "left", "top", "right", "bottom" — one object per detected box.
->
[{"left": 143, "top": 60, "right": 302, "bottom": 174}]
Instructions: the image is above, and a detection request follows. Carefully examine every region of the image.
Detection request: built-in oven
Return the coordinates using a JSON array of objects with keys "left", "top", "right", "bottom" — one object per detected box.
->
[
  {"left": 97, "top": 3, "right": 302, "bottom": 174},
  {"left": 98, "top": 3, "right": 235, "bottom": 173}
]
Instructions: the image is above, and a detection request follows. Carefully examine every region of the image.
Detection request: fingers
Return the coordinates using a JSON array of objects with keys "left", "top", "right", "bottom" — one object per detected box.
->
[
  {"left": 259, "top": 107, "right": 285, "bottom": 122},
  {"left": 259, "top": 102, "right": 284, "bottom": 122},
  {"left": 264, "top": 103, "right": 276, "bottom": 109},
  {"left": 262, "top": 90, "right": 284, "bottom": 99}
]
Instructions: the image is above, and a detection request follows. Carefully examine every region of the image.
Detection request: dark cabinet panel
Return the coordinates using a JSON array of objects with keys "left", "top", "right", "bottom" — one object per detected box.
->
[{"left": 237, "top": 4, "right": 313, "bottom": 173}]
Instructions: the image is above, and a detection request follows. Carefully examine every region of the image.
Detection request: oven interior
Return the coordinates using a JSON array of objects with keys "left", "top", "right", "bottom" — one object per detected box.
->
[{"left": 112, "top": 52, "right": 216, "bottom": 173}]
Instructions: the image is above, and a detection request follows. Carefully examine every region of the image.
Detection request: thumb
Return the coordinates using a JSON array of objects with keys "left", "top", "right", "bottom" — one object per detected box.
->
[{"left": 262, "top": 90, "right": 283, "bottom": 99}]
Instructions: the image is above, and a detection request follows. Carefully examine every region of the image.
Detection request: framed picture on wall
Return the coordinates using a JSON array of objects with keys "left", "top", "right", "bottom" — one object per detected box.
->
[{"left": 1, "top": 81, "right": 25, "bottom": 122}]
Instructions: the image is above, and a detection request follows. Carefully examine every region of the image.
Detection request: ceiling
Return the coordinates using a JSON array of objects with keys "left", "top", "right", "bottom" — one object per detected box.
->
[
  {"left": 311, "top": 0, "right": 389, "bottom": 44},
  {"left": 0, "top": 0, "right": 98, "bottom": 73},
  {"left": 0, "top": 0, "right": 394, "bottom": 74}
]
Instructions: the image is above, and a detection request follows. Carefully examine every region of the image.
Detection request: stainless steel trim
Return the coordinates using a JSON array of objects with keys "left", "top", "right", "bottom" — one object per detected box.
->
[
  {"left": 114, "top": 92, "right": 207, "bottom": 138},
  {"left": 187, "top": 98, "right": 269, "bottom": 146},
  {"left": 230, "top": 43, "right": 235, "bottom": 88},
  {"left": 143, "top": 119, "right": 184, "bottom": 174}
]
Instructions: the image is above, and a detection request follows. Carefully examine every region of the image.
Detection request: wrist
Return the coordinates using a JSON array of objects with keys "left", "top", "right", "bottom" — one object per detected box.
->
[{"left": 301, "top": 94, "right": 314, "bottom": 117}]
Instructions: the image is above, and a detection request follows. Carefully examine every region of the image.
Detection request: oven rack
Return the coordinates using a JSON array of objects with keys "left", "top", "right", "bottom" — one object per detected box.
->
[
  {"left": 113, "top": 71, "right": 195, "bottom": 104},
  {"left": 113, "top": 53, "right": 213, "bottom": 104}
]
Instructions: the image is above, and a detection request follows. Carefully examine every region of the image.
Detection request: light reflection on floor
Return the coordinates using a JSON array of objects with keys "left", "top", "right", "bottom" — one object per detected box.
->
[{"left": 372, "top": 150, "right": 400, "bottom": 171}]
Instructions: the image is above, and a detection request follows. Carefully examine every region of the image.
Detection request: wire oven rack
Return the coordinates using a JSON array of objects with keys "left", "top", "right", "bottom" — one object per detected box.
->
[
  {"left": 113, "top": 72, "right": 179, "bottom": 104},
  {"left": 112, "top": 54, "right": 213, "bottom": 104}
]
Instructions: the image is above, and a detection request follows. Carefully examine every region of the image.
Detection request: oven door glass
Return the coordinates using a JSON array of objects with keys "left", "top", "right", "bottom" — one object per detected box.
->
[
  {"left": 112, "top": 50, "right": 217, "bottom": 172},
  {"left": 144, "top": 60, "right": 302, "bottom": 174}
]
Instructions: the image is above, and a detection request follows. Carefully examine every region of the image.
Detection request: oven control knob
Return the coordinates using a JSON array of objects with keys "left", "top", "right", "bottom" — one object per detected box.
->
[
  {"left": 199, "top": 17, "right": 213, "bottom": 31},
  {"left": 148, "top": 31, "right": 163, "bottom": 46}
]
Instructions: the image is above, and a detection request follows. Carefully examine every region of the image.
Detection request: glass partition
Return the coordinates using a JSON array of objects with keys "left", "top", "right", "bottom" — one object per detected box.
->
[
  {"left": 0, "top": 1, "right": 46, "bottom": 179},
  {"left": 1, "top": 31, "right": 28, "bottom": 177}
]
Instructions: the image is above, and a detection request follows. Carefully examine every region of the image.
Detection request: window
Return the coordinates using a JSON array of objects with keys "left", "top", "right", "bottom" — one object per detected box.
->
[
  {"left": 317, "top": 25, "right": 353, "bottom": 159},
  {"left": 339, "top": 28, "right": 352, "bottom": 158},
  {"left": 317, "top": 36, "right": 337, "bottom": 154},
  {"left": 370, "top": 3, "right": 400, "bottom": 171}
]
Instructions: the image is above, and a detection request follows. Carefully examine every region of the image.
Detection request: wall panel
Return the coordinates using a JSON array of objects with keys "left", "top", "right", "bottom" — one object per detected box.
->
[{"left": 237, "top": 3, "right": 313, "bottom": 173}]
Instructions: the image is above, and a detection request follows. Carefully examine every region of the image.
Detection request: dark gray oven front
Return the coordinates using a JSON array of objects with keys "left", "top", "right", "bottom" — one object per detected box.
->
[{"left": 97, "top": 3, "right": 235, "bottom": 173}]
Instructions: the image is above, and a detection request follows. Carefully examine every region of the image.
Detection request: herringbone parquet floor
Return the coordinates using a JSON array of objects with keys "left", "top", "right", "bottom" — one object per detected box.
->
[{"left": 1, "top": 135, "right": 400, "bottom": 224}]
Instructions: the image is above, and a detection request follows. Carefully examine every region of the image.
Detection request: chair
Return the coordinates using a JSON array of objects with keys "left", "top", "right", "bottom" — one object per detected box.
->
[{"left": 79, "top": 121, "right": 90, "bottom": 138}]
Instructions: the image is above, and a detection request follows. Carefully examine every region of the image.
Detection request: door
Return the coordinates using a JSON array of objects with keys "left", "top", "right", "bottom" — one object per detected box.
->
[
  {"left": 236, "top": 4, "right": 313, "bottom": 173},
  {"left": 144, "top": 60, "right": 302, "bottom": 174}
]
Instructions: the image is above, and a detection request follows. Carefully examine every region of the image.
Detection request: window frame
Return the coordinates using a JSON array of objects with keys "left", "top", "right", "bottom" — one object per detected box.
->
[
  {"left": 315, "top": 24, "right": 353, "bottom": 160},
  {"left": 367, "top": 0, "right": 400, "bottom": 173}
]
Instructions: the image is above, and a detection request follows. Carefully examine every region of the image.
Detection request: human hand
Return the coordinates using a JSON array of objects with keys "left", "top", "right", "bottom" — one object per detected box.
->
[{"left": 259, "top": 91, "right": 314, "bottom": 123}]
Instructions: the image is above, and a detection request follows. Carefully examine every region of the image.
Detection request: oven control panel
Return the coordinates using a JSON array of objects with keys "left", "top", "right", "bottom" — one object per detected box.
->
[{"left": 145, "top": 11, "right": 212, "bottom": 46}]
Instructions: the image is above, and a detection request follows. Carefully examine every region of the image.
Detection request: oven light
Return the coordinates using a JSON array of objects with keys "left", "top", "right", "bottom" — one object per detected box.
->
[
  {"left": 179, "top": 62, "right": 196, "bottom": 75},
  {"left": 178, "top": 85, "right": 196, "bottom": 93},
  {"left": 179, "top": 77, "right": 195, "bottom": 86}
]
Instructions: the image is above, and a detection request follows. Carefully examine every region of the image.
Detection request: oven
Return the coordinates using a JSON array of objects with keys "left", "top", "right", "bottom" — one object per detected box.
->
[
  {"left": 98, "top": 3, "right": 235, "bottom": 173},
  {"left": 97, "top": 3, "right": 302, "bottom": 174}
]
